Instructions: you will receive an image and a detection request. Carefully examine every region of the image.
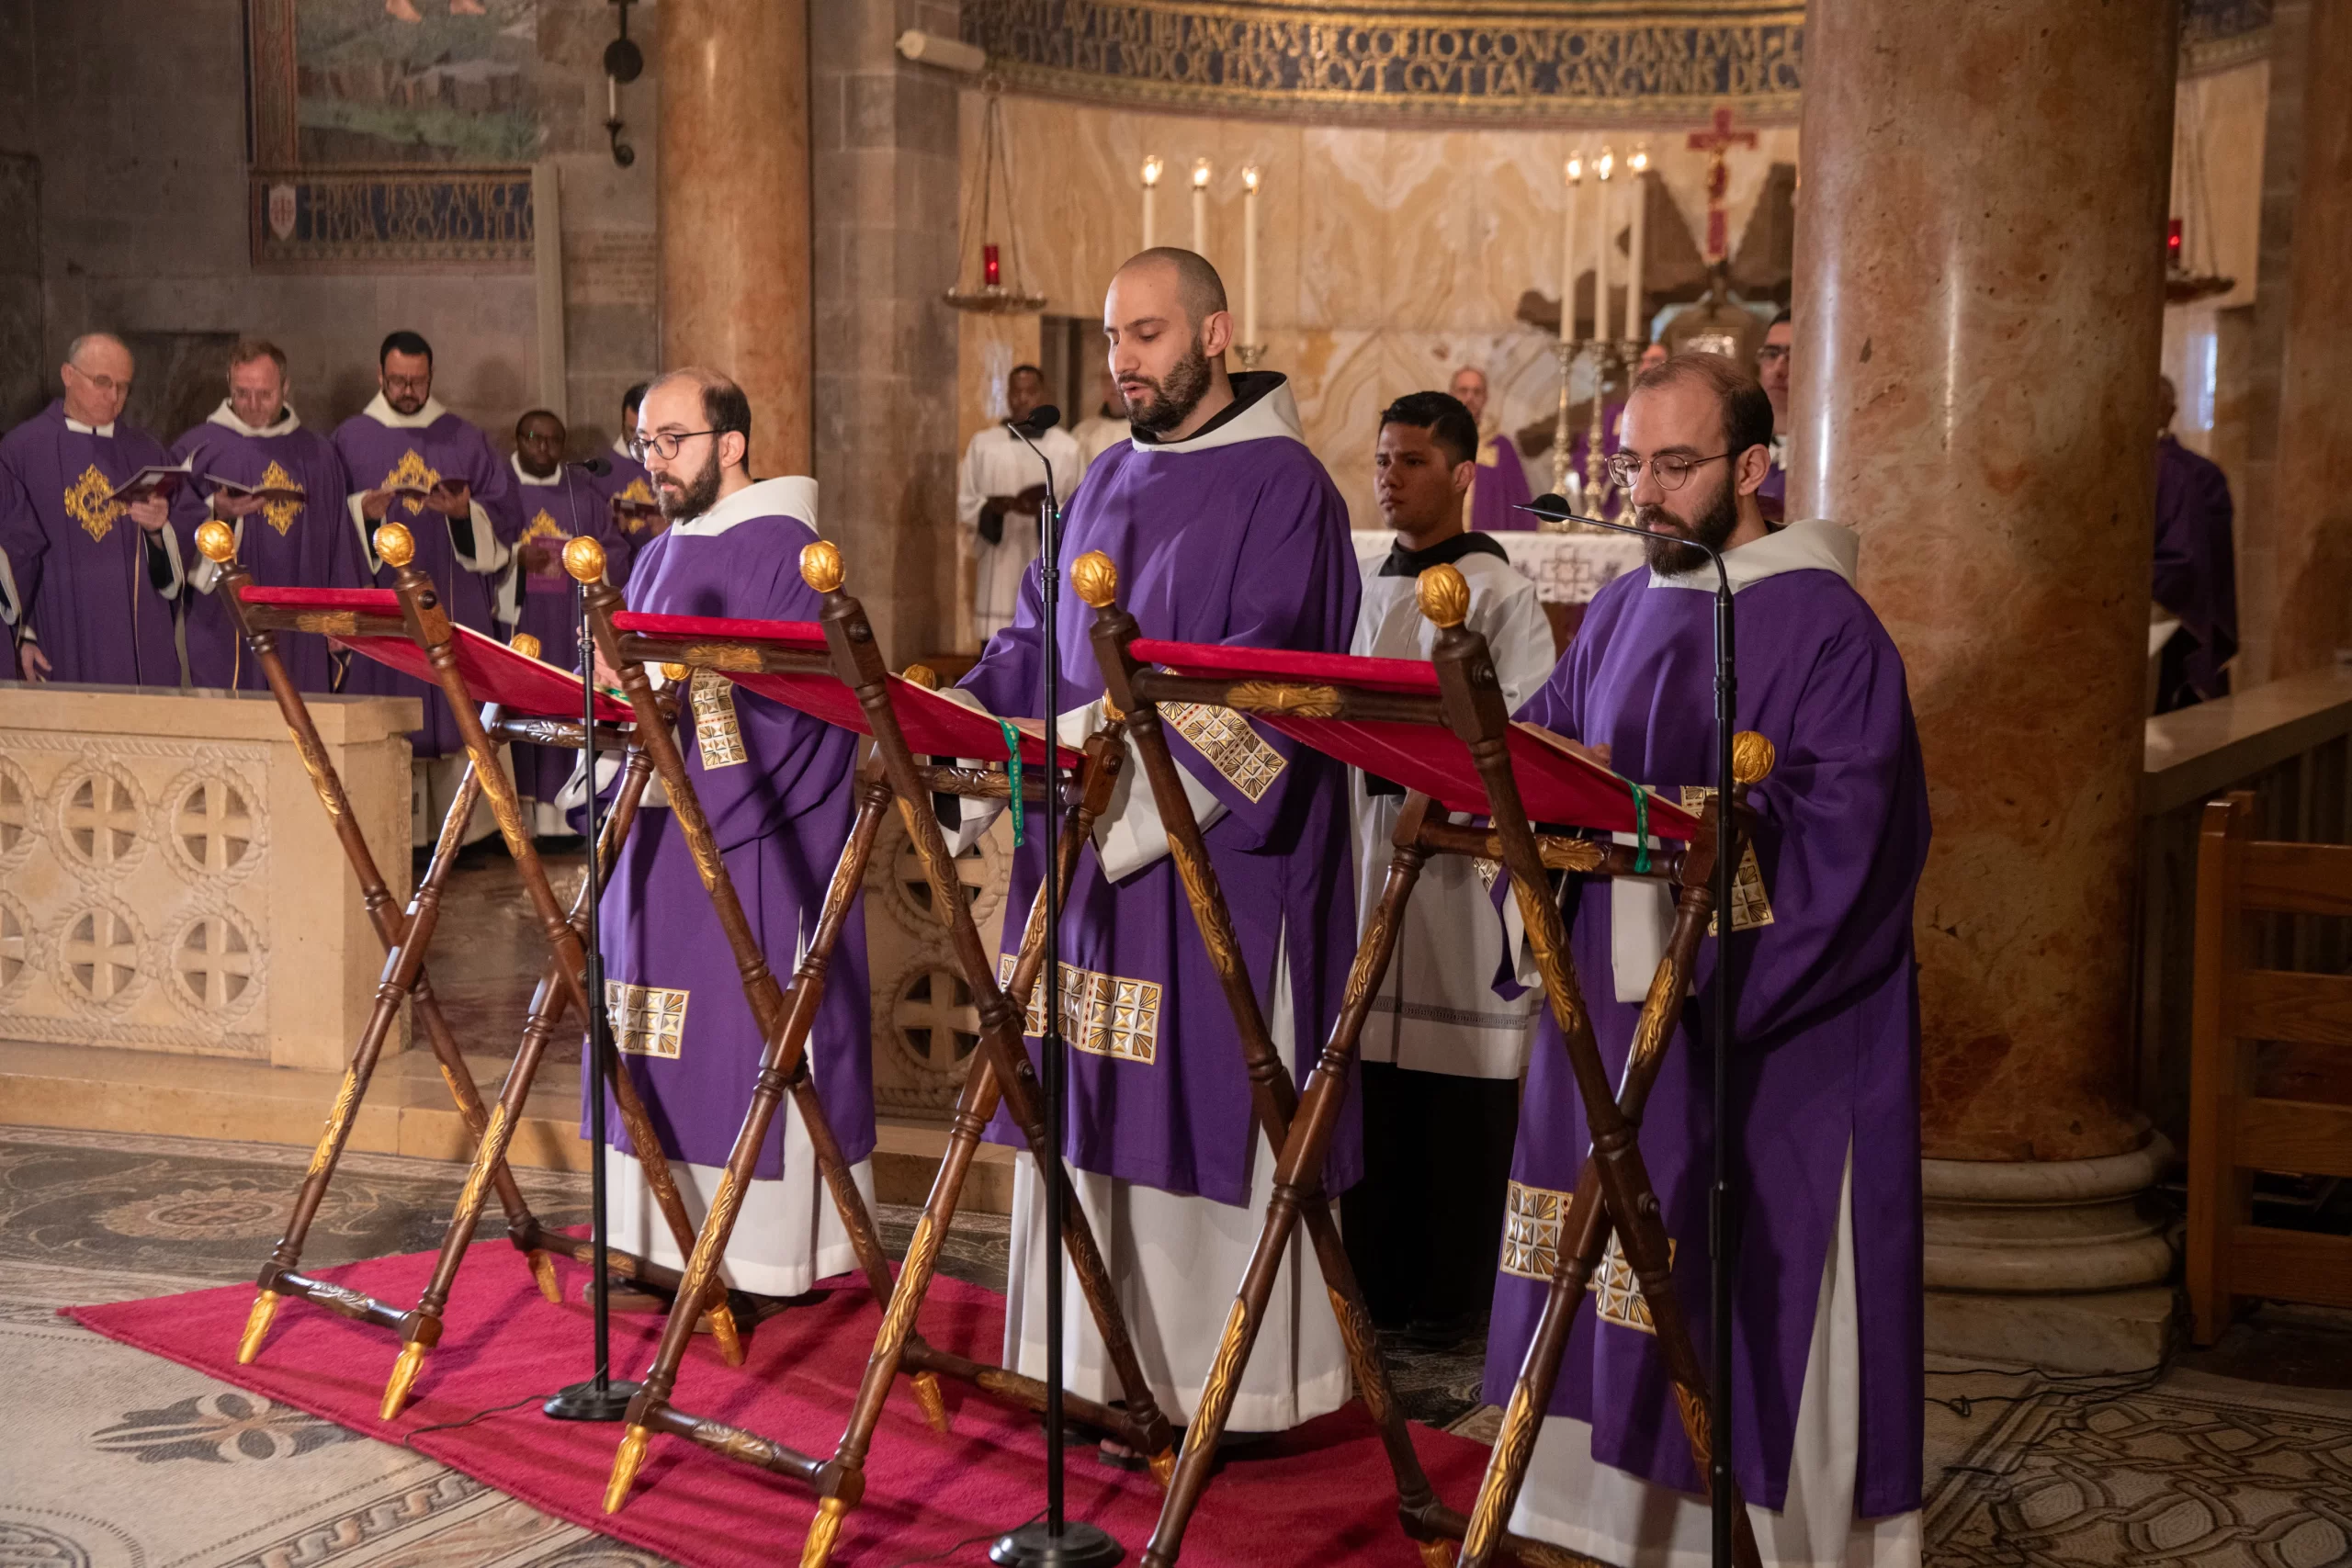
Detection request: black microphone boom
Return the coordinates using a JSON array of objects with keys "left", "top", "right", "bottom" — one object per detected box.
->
[
  {"left": 573, "top": 456, "right": 613, "bottom": 477},
  {"left": 1011, "top": 403, "right": 1062, "bottom": 436}
]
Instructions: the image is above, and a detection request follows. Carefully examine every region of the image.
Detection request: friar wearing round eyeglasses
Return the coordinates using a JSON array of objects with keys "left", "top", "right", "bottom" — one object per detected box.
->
[{"left": 1487, "top": 350, "right": 1931, "bottom": 1563}]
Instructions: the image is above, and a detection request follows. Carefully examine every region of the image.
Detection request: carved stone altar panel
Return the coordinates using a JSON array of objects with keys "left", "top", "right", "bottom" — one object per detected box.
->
[{"left": 865, "top": 806, "right": 1016, "bottom": 1123}]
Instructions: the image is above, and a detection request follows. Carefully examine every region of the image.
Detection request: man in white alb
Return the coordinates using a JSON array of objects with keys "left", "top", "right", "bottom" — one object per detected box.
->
[{"left": 956, "top": 363, "right": 1079, "bottom": 645}]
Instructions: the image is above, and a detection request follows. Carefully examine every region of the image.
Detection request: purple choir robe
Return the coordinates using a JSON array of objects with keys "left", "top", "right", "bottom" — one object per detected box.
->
[
  {"left": 1482, "top": 520, "right": 1929, "bottom": 1518},
  {"left": 509, "top": 458, "right": 635, "bottom": 805},
  {"left": 330, "top": 398, "right": 522, "bottom": 758},
  {"left": 1470, "top": 431, "right": 1538, "bottom": 533},
  {"left": 957, "top": 372, "right": 1363, "bottom": 1207},
  {"left": 2154, "top": 434, "right": 2237, "bottom": 705},
  {"left": 585, "top": 479, "right": 874, "bottom": 1177},
  {"left": 171, "top": 406, "right": 364, "bottom": 693},
  {"left": 0, "top": 400, "right": 198, "bottom": 687},
  {"left": 592, "top": 444, "right": 665, "bottom": 547}
]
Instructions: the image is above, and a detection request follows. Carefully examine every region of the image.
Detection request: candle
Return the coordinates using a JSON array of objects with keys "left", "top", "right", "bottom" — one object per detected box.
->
[
  {"left": 1626, "top": 146, "right": 1649, "bottom": 346},
  {"left": 1561, "top": 150, "right": 1583, "bottom": 344},
  {"left": 1142, "top": 155, "right": 1162, "bottom": 250},
  {"left": 1192, "top": 159, "right": 1211, "bottom": 254},
  {"left": 605, "top": 73, "right": 618, "bottom": 122},
  {"left": 1242, "top": 164, "right": 1261, "bottom": 348},
  {"left": 1594, "top": 147, "right": 1615, "bottom": 344}
]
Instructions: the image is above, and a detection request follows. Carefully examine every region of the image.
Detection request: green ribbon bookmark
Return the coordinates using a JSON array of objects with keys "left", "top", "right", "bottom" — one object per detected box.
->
[
  {"left": 1630, "top": 780, "right": 1651, "bottom": 875},
  {"left": 998, "top": 717, "right": 1024, "bottom": 848}
]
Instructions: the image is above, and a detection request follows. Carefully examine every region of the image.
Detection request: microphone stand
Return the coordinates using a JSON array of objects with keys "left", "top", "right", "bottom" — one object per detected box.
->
[
  {"left": 993, "top": 412, "right": 1123, "bottom": 1568},
  {"left": 1517, "top": 496, "right": 1740, "bottom": 1568}
]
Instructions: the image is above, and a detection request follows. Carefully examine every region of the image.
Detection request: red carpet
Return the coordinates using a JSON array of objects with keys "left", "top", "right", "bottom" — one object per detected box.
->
[{"left": 67, "top": 1242, "right": 1492, "bottom": 1566}]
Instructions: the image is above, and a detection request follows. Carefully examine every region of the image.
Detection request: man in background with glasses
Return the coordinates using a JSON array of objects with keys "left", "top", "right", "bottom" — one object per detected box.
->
[
  {"left": 1486, "top": 350, "right": 1931, "bottom": 1564},
  {"left": 332, "top": 330, "right": 523, "bottom": 851}
]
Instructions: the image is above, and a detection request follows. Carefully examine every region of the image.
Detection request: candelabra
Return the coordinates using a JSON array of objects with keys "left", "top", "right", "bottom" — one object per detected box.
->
[
  {"left": 1547, "top": 338, "right": 1627, "bottom": 533},
  {"left": 1234, "top": 344, "right": 1267, "bottom": 371}
]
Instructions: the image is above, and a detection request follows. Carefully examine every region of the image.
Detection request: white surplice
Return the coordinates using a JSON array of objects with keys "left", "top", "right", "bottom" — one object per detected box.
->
[{"left": 957, "top": 423, "right": 1080, "bottom": 644}]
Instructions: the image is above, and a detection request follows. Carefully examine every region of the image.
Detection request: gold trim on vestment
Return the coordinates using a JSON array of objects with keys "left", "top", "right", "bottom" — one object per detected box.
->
[
  {"left": 997, "top": 954, "right": 1161, "bottom": 1066},
  {"left": 689, "top": 669, "right": 749, "bottom": 769},
  {"left": 605, "top": 980, "right": 688, "bottom": 1058},
  {"left": 1158, "top": 701, "right": 1284, "bottom": 803}
]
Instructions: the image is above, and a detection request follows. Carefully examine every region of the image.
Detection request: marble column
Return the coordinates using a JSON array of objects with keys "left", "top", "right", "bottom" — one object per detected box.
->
[
  {"left": 1789, "top": 0, "right": 2179, "bottom": 1369},
  {"left": 658, "top": 0, "right": 812, "bottom": 475}
]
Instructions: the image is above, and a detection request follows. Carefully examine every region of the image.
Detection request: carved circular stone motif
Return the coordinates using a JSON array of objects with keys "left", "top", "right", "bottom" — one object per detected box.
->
[
  {"left": 0, "top": 758, "right": 34, "bottom": 864},
  {"left": 885, "top": 818, "right": 1006, "bottom": 936},
  {"left": 59, "top": 901, "right": 142, "bottom": 1008},
  {"left": 889, "top": 960, "right": 981, "bottom": 1079},
  {"left": 172, "top": 910, "right": 262, "bottom": 1017},
  {"left": 55, "top": 766, "right": 145, "bottom": 874},
  {"left": 0, "top": 1520, "right": 94, "bottom": 1568},
  {"left": 0, "top": 896, "right": 28, "bottom": 994},
  {"left": 168, "top": 773, "right": 259, "bottom": 879}
]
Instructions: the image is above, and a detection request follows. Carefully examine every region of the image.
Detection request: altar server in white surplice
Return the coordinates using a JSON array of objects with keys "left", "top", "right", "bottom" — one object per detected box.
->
[
  {"left": 1342, "top": 389, "right": 1555, "bottom": 1351},
  {"left": 956, "top": 362, "right": 1080, "bottom": 644}
]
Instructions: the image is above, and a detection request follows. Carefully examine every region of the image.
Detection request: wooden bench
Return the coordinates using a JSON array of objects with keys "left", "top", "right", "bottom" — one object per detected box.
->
[{"left": 2186, "top": 789, "right": 2352, "bottom": 1343}]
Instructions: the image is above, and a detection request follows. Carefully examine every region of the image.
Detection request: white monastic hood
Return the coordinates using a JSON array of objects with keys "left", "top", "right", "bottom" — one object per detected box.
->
[
  {"left": 672, "top": 475, "right": 819, "bottom": 538},
  {"left": 1650, "top": 516, "right": 1858, "bottom": 593},
  {"left": 512, "top": 453, "right": 560, "bottom": 487},
  {"left": 361, "top": 391, "right": 449, "bottom": 430},
  {"left": 206, "top": 400, "right": 300, "bottom": 438},
  {"left": 1128, "top": 375, "right": 1306, "bottom": 456}
]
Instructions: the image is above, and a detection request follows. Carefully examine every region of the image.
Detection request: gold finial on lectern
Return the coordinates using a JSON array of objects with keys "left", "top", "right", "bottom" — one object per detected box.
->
[
  {"left": 902, "top": 663, "right": 940, "bottom": 690},
  {"left": 509, "top": 632, "right": 541, "bottom": 660},
  {"left": 1732, "top": 731, "right": 1777, "bottom": 785},
  {"left": 799, "top": 539, "right": 844, "bottom": 592},
  {"left": 374, "top": 522, "right": 415, "bottom": 570},
  {"left": 1416, "top": 562, "right": 1470, "bottom": 628},
  {"left": 662, "top": 662, "right": 690, "bottom": 682},
  {"left": 195, "top": 519, "right": 236, "bottom": 564},
  {"left": 1072, "top": 550, "right": 1118, "bottom": 608},
  {"left": 563, "top": 535, "right": 606, "bottom": 583}
]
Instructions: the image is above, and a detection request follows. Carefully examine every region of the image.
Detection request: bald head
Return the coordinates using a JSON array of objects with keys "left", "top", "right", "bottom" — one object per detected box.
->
[
  {"left": 1104, "top": 249, "right": 1238, "bottom": 442},
  {"left": 61, "top": 332, "right": 135, "bottom": 427},
  {"left": 1114, "top": 248, "right": 1228, "bottom": 333}
]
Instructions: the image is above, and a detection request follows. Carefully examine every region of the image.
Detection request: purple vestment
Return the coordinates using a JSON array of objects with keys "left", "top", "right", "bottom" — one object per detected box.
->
[
  {"left": 331, "top": 400, "right": 522, "bottom": 758},
  {"left": 585, "top": 480, "right": 874, "bottom": 1177},
  {"left": 172, "top": 408, "right": 364, "bottom": 693},
  {"left": 2154, "top": 434, "right": 2237, "bottom": 705},
  {"left": 1481, "top": 523, "right": 1929, "bottom": 1517},
  {"left": 957, "top": 373, "right": 1363, "bottom": 1207},
  {"left": 0, "top": 400, "right": 199, "bottom": 687},
  {"left": 592, "top": 446, "right": 665, "bottom": 544},
  {"left": 1471, "top": 432, "right": 1538, "bottom": 533},
  {"left": 510, "top": 460, "right": 635, "bottom": 805}
]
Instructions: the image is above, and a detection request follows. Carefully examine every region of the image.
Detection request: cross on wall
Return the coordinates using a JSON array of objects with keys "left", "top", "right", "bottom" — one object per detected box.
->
[{"left": 1688, "top": 106, "right": 1758, "bottom": 264}]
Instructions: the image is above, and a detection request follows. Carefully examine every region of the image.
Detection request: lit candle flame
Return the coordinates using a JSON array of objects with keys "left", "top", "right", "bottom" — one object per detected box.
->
[
  {"left": 1598, "top": 147, "right": 1615, "bottom": 181},
  {"left": 1193, "top": 158, "right": 1212, "bottom": 188},
  {"left": 1566, "top": 153, "right": 1583, "bottom": 185},
  {"left": 1142, "top": 155, "right": 1162, "bottom": 187},
  {"left": 1630, "top": 145, "right": 1650, "bottom": 174},
  {"left": 1242, "top": 164, "right": 1260, "bottom": 192}
]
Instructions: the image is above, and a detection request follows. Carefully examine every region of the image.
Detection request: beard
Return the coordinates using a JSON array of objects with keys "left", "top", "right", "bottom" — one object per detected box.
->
[
  {"left": 1121, "top": 333, "right": 1214, "bottom": 434},
  {"left": 656, "top": 445, "right": 722, "bottom": 521},
  {"left": 1638, "top": 474, "right": 1740, "bottom": 576},
  {"left": 386, "top": 389, "right": 427, "bottom": 416}
]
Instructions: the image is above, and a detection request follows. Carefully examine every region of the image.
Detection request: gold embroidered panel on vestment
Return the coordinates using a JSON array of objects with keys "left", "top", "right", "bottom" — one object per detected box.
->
[
  {"left": 689, "top": 669, "right": 749, "bottom": 770},
  {"left": 1676, "top": 787, "right": 1774, "bottom": 932},
  {"left": 520, "top": 509, "right": 569, "bottom": 546},
  {"left": 65, "top": 467, "right": 123, "bottom": 543},
  {"left": 1158, "top": 701, "right": 1284, "bottom": 804},
  {"left": 1500, "top": 1179, "right": 1676, "bottom": 1335},
  {"left": 259, "top": 460, "right": 302, "bottom": 535},
  {"left": 606, "top": 980, "right": 688, "bottom": 1058},
  {"left": 996, "top": 953, "right": 1161, "bottom": 1066},
  {"left": 380, "top": 449, "right": 441, "bottom": 522},
  {"left": 616, "top": 479, "right": 658, "bottom": 534}
]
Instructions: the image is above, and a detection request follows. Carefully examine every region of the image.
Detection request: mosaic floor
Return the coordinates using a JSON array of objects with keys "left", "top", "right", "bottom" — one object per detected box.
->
[{"left": 6, "top": 1123, "right": 2348, "bottom": 1567}]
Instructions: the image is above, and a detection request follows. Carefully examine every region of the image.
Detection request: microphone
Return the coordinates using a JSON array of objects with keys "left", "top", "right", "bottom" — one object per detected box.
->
[
  {"left": 1008, "top": 404, "right": 1061, "bottom": 436},
  {"left": 1517, "top": 492, "right": 1702, "bottom": 560},
  {"left": 571, "top": 456, "right": 613, "bottom": 476}
]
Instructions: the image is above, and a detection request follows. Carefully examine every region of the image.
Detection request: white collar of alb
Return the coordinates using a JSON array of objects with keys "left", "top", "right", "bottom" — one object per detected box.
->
[
  {"left": 63, "top": 415, "right": 117, "bottom": 437},
  {"left": 1648, "top": 517, "right": 1859, "bottom": 593},
  {"left": 1128, "top": 378, "right": 1306, "bottom": 456},
  {"left": 362, "top": 391, "right": 449, "bottom": 430},
  {"left": 511, "top": 453, "right": 561, "bottom": 487},
  {"left": 207, "top": 400, "right": 300, "bottom": 438},
  {"left": 673, "top": 474, "right": 819, "bottom": 537},
  {"left": 610, "top": 434, "right": 636, "bottom": 459}
]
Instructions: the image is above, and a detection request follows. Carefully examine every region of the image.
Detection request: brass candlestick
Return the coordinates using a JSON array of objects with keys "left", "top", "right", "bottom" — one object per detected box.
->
[
  {"left": 1234, "top": 343, "right": 1267, "bottom": 371},
  {"left": 1582, "top": 340, "right": 1615, "bottom": 523}
]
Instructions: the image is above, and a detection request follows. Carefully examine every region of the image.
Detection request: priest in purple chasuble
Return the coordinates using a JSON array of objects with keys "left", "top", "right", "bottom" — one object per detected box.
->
[
  {"left": 330, "top": 331, "right": 522, "bottom": 845},
  {"left": 507, "top": 408, "right": 634, "bottom": 836},
  {"left": 949, "top": 251, "right": 1361, "bottom": 1438},
  {"left": 1450, "top": 366, "right": 1537, "bottom": 533},
  {"left": 170, "top": 340, "right": 365, "bottom": 694},
  {"left": 1484, "top": 353, "right": 1928, "bottom": 1566},
  {"left": 2152, "top": 376, "right": 2237, "bottom": 711},
  {"left": 583, "top": 368, "right": 875, "bottom": 1299},
  {"left": 0, "top": 333, "right": 197, "bottom": 687},
  {"left": 591, "top": 380, "right": 668, "bottom": 547}
]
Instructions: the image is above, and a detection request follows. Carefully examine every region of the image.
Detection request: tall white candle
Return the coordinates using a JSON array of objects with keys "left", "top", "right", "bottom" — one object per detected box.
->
[
  {"left": 1142, "top": 155, "right": 1162, "bottom": 250},
  {"left": 1594, "top": 147, "right": 1615, "bottom": 344},
  {"left": 1626, "top": 147, "right": 1649, "bottom": 345},
  {"left": 1192, "top": 159, "right": 1211, "bottom": 254},
  {"left": 1561, "top": 151, "right": 1583, "bottom": 344},
  {"left": 1242, "top": 164, "right": 1261, "bottom": 347}
]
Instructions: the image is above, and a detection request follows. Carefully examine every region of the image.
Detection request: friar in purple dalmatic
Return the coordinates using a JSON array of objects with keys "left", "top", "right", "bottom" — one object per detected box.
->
[
  {"left": 1485, "top": 352, "right": 1929, "bottom": 1566},
  {"left": 1756, "top": 310, "right": 1793, "bottom": 525},
  {"left": 590, "top": 379, "right": 669, "bottom": 550},
  {"left": 330, "top": 330, "right": 522, "bottom": 847},
  {"left": 584, "top": 367, "right": 873, "bottom": 1299},
  {"left": 2153, "top": 375, "right": 2237, "bottom": 712},
  {"left": 0, "top": 332, "right": 199, "bottom": 687},
  {"left": 1449, "top": 366, "right": 1537, "bottom": 533},
  {"left": 506, "top": 407, "right": 633, "bottom": 838},
  {"left": 171, "top": 338, "right": 366, "bottom": 694},
  {"left": 949, "top": 249, "right": 1362, "bottom": 1441}
]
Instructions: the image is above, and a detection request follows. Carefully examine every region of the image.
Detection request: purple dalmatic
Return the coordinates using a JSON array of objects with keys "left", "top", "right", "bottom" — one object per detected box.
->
[
  {"left": 585, "top": 477, "right": 874, "bottom": 1177},
  {"left": 957, "top": 372, "right": 1363, "bottom": 1206},
  {"left": 1482, "top": 519, "right": 1929, "bottom": 1518},
  {"left": 0, "top": 400, "right": 199, "bottom": 687},
  {"left": 1470, "top": 431, "right": 1538, "bottom": 533},
  {"left": 592, "top": 443, "right": 666, "bottom": 547},
  {"left": 2154, "top": 434, "right": 2237, "bottom": 707},
  {"left": 330, "top": 396, "right": 522, "bottom": 758},
  {"left": 172, "top": 403, "right": 365, "bottom": 693},
  {"left": 508, "top": 457, "right": 635, "bottom": 806}
]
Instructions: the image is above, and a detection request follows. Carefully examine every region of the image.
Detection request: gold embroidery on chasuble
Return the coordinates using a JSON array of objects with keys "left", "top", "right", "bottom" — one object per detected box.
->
[
  {"left": 1501, "top": 1179, "right": 1675, "bottom": 1335},
  {"left": 606, "top": 980, "right": 688, "bottom": 1058},
  {"left": 1158, "top": 701, "right": 1285, "bottom": 803},
  {"left": 617, "top": 479, "right": 656, "bottom": 533},
  {"left": 689, "top": 669, "right": 749, "bottom": 769},
  {"left": 996, "top": 954, "right": 1162, "bottom": 1066},
  {"left": 1676, "top": 786, "right": 1774, "bottom": 932},
  {"left": 381, "top": 448, "right": 440, "bottom": 520},
  {"left": 65, "top": 467, "right": 123, "bottom": 543},
  {"left": 259, "top": 460, "right": 303, "bottom": 536},
  {"left": 519, "top": 509, "right": 569, "bottom": 547}
]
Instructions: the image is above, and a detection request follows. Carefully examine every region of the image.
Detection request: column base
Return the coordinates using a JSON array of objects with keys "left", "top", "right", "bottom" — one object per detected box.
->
[{"left": 1922, "top": 1135, "right": 2180, "bottom": 1374}]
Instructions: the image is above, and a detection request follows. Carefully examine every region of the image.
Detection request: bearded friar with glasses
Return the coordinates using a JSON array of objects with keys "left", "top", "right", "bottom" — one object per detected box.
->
[
  {"left": 1486, "top": 350, "right": 1934, "bottom": 1566},
  {"left": 577, "top": 367, "right": 876, "bottom": 1305}
]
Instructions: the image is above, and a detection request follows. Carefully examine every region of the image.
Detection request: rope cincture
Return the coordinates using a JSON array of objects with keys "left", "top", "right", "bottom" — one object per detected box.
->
[
  {"left": 1631, "top": 778, "right": 1651, "bottom": 875},
  {"left": 997, "top": 716, "right": 1023, "bottom": 848}
]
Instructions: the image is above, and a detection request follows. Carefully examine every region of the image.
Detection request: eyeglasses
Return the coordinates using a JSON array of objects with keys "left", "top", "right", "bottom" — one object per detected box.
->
[
  {"left": 67, "top": 366, "right": 133, "bottom": 396},
  {"left": 1755, "top": 344, "right": 1790, "bottom": 365},
  {"left": 1607, "top": 450, "right": 1733, "bottom": 491},
  {"left": 382, "top": 372, "right": 431, "bottom": 393},
  {"left": 629, "top": 428, "right": 725, "bottom": 462}
]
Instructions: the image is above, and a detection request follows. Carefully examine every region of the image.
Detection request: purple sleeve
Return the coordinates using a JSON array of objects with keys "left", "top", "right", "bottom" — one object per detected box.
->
[
  {"left": 467, "top": 428, "right": 524, "bottom": 543},
  {"left": 0, "top": 449, "right": 44, "bottom": 630},
  {"left": 956, "top": 558, "right": 1045, "bottom": 718}
]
